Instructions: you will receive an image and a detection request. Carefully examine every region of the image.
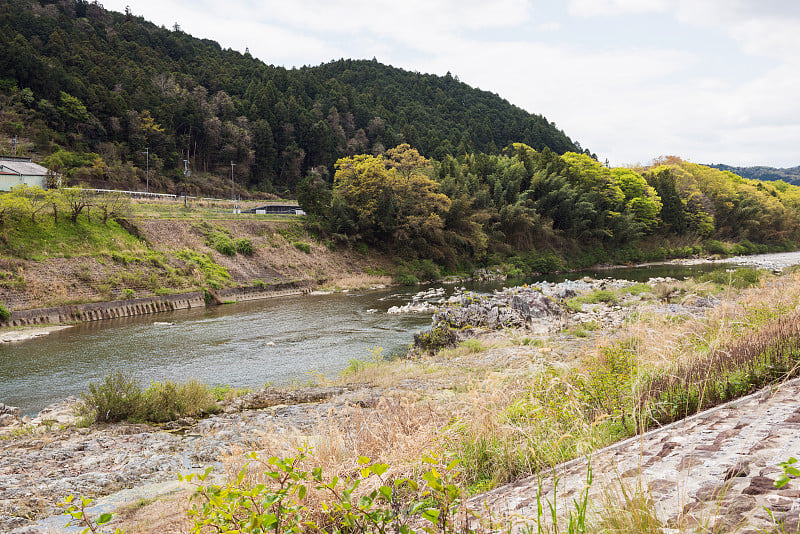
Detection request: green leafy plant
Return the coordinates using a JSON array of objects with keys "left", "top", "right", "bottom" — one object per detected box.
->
[
  {"left": 236, "top": 237, "right": 254, "bottom": 255},
  {"left": 58, "top": 494, "right": 123, "bottom": 534},
  {"left": 184, "top": 448, "right": 475, "bottom": 534},
  {"left": 293, "top": 241, "right": 311, "bottom": 254},
  {"left": 0, "top": 303, "right": 9, "bottom": 321},
  {"left": 774, "top": 457, "right": 799, "bottom": 489}
]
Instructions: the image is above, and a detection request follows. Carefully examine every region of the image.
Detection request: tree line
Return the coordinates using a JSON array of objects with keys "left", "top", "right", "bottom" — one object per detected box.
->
[{"left": 300, "top": 145, "right": 800, "bottom": 270}]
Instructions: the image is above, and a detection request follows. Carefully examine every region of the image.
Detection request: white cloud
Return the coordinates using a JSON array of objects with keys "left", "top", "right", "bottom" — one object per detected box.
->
[
  {"left": 568, "top": 0, "right": 669, "bottom": 17},
  {"left": 536, "top": 21, "right": 562, "bottom": 32}
]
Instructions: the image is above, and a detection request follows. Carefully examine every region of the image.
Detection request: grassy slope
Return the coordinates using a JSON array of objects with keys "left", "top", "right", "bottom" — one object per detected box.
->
[{"left": 0, "top": 200, "right": 392, "bottom": 312}]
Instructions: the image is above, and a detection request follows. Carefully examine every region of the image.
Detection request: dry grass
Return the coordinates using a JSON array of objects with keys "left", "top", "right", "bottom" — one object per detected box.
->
[
  {"left": 321, "top": 273, "right": 393, "bottom": 291},
  {"left": 109, "top": 271, "right": 800, "bottom": 533},
  {"left": 110, "top": 491, "right": 195, "bottom": 534}
]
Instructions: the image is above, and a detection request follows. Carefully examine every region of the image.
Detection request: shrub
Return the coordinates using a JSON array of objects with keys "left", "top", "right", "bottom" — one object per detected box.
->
[
  {"left": 293, "top": 241, "right": 311, "bottom": 254},
  {"left": 121, "top": 288, "right": 134, "bottom": 299},
  {"left": 0, "top": 303, "right": 9, "bottom": 321},
  {"left": 703, "top": 239, "right": 729, "bottom": 255},
  {"left": 82, "top": 372, "right": 143, "bottom": 423},
  {"left": 82, "top": 373, "right": 219, "bottom": 423},
  {"left": 414, "top": 323, "right": 458, "bottom": 353},
  {"left": 141, "top": 379, "right": 218, "bottom": 422},
  {"left": 396, "top": 273, "right": 419, "bottom": 286},
  {"left": 235, "top": 238, "right": 254, "bottom": 255}
]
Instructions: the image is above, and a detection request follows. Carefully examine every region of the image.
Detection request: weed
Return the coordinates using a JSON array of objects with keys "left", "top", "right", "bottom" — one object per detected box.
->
[
  {"left": 141, "top": 380, "right": 218, "bottom": 422},
  {"left": 206, "top": 229, "right": 236, "bottom": 256},
  {"left": 58, "top": 494, "right": 123, "bottom": 534},
  {"left": 177, "top": 249, "right": 231, "bottom": 289},
  {"left": 235, "top": 237, "right": 254, "bottom": 255},
  {"left": 699, "top": 267, "right": 763, "bottom": 289},
  {"left": 0, "top": 303, "right": 9, "bottom": 321},
  {"left": 293, "top": 241, "right": 311, "bottom": 254},
  {"left": 211, "top": 384, "right": 252, "bottom": 402},
  {"left": 459, "top": 338, "right": 484, "bottom": 353},
  {"left": 184, "top": 448, "right": 477, "bottom": 534}
]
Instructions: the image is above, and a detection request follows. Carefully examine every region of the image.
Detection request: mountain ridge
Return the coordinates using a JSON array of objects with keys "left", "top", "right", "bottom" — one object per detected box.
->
[{"left": 0, "top": 0, "right": 584, "bottom": 195}]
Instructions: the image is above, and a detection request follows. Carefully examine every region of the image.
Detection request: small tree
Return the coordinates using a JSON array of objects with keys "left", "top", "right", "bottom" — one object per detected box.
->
[
  {"left": 93, "top": 192, "right": 130, "bottom": 224},
  {"left": 11, "top": 184, "right": 48, "bottom": 223},
  {"left": 61, "top": 186, "right": 94, "bottom": 223}
]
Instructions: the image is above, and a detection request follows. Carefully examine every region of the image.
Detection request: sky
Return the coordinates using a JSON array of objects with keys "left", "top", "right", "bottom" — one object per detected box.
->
[{"left": 101, "top": 0, "right": 800, "bottom": 168}]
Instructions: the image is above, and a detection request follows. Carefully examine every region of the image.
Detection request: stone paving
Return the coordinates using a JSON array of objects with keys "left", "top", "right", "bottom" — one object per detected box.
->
[{"left": 468, "top": 378, "right": 800, "bottom": 533}]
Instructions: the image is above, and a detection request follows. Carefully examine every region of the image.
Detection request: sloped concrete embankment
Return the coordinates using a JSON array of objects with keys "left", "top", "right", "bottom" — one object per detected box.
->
[
  {"left": 468, "top": 378, "right": 800, "bottom": 533},
  {"left": 0, "top": 282, "right": 313, "bottom": 328}
]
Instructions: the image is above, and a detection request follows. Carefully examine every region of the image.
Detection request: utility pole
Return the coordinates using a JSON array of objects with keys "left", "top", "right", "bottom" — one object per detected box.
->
[
  {"left": 141, "top": 148, "right": 150, "bottom": 193},
  {"left": 230, "top": 161, "right": 236, "bottom": 213},
  {"left": 11, "top": 136, "right": 18, "bottom": 155},
  {"left": 183, "top": 159, "right": 190, "bottom": 207}
]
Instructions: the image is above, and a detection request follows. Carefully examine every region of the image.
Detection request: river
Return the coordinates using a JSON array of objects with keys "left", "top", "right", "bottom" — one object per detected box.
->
[{"left": 1, "top": 254, "right": 795, "bottom": 416}]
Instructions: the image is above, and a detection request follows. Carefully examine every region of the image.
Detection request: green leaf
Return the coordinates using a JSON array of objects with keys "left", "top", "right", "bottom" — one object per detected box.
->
[
  {"left": 378, "top": 486, "right": 393, "bottom": 500},
  {"left": 97, "top": 513, "right": 113, "bottom": 525},
  {"left": 370, "top": 463, "right": 389, "bottom": 476},
  {"left": 421, "top": 508, "right": 440, "bottom": 523},
  {"left": 446, "top": 458, "right": 461, "bottom": 471},
  {"left": 298, "top": 484, "right": 307, "bottom": 500},
  {"left": 358, "top": 456, "right": 371, "bottom": 465},
  {"left": 775, "top": 474, "right": 791, "bottom": 489}
]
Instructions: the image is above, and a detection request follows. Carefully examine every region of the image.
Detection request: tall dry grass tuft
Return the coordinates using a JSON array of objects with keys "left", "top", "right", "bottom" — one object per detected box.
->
[{"left": 596, "top": 477, "right": 664, "bottom": 534}]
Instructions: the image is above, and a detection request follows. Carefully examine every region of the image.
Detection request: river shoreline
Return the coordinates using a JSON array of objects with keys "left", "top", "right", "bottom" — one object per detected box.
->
[
  {"left": 0, "top": 252, "right": 760, "bottom": 337},
  {"left": 4, "top": 254, "right": 800, "bottom": 533}
]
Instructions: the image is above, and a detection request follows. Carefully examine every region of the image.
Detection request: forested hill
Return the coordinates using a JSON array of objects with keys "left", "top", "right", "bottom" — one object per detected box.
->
[
  {"left": 708, "top": 164, "right": 800, "bottom": 186},
  {"left": 0, "top": 0, "right": 582, "bottom": 196}
]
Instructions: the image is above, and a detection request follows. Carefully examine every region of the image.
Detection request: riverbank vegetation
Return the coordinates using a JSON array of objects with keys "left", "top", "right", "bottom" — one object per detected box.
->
[
  {"left": 302, "top": 144, "right": 800, "bottom": 276},
  {"left": 50, "top": 268, "right": 800, "bottom": 533},
  {"left": 80, "top": 372, "right": 219, "bottom": 424}
]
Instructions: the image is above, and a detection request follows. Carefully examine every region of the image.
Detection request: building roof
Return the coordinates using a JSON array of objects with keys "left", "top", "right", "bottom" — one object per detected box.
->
[{"left": 0, "top": 158, "right": 49, "bottom": 176}]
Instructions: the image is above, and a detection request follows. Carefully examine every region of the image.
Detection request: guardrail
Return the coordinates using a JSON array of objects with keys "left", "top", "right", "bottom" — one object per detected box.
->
[{"left": 85, "top": 188, "right": 301, "bottom": 207}]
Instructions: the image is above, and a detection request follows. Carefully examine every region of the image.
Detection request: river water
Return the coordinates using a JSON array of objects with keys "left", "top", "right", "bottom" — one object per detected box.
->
[{"left": 1, "top": 255, "right": 794, "bottom": 416}]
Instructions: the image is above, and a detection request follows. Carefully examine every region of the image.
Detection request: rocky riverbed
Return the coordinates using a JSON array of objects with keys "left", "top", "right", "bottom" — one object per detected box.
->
[{"left": 0, "top": 269, "right": 795, "bottom": 533}]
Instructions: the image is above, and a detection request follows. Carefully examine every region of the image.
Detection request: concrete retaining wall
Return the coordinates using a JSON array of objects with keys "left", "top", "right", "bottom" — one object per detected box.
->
[
  {"left": 0, "top": 281, "right": 314, "bottom": 328},
  {"left": 217, "top": 281, "right": 312, "bottom": 303},
  {"left": 3, "top": 292, "right": 206, "bottom": 327}
]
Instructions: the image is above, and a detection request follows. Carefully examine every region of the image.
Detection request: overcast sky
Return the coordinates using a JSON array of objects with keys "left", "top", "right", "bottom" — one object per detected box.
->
[{"left": 102, "top": 0, "right": 800, "bottom": 168}]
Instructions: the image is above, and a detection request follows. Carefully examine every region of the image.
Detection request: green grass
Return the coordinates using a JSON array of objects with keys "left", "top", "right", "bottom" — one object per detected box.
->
[
  {"left": 565, "top": 288, "right": 620, "bottom": 312},
  {"left": 0, "top": 215, "right": 147, "bottom": 260},
  {"left": 176, "top": 249, "right": 231, "bottom": 289},
  {"left": 81, "top": 372, "right": 220, "bottom": 424}
]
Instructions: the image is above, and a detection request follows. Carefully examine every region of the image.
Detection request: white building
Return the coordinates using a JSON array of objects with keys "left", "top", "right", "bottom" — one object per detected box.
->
[{"left": 0, "top": 157, "right": 50, "bottom": 191}]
